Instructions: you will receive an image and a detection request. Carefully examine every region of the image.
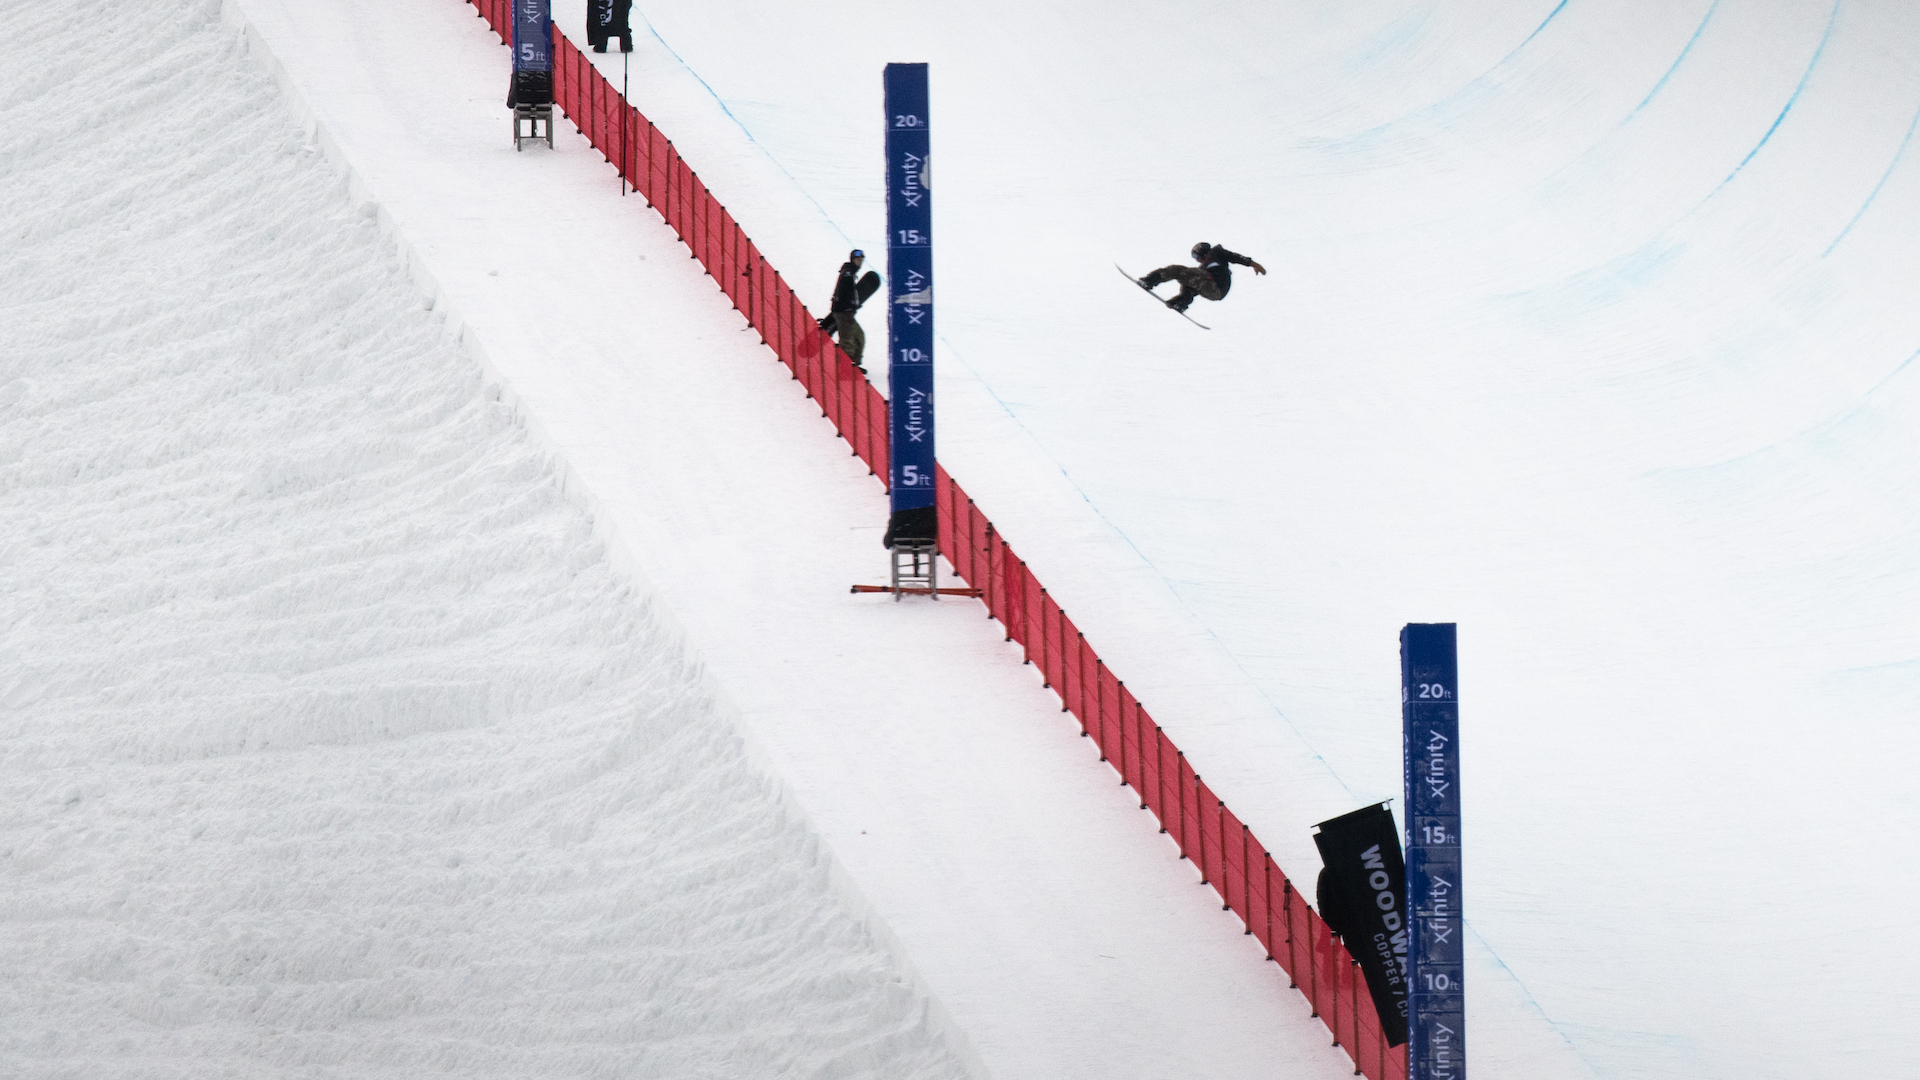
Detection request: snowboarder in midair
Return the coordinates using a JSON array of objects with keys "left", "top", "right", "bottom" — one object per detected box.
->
[{"left": 1139, "top": 242, "right": 1266, "bottom": 312}]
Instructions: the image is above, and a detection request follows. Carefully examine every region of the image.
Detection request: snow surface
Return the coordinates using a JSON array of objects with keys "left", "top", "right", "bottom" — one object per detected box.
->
[
  {"left": 6, "top": 0, "right": 1915, "bottom": 1078},
  {"left": 592, "top": 2, "right": 1920, "bottom": 1078},
  {"left": 0, "top": 5, "right": 973, "bottom": 1078},
  {"left": 4, "top": 1, "right": 1402, "bottom": 1079}
]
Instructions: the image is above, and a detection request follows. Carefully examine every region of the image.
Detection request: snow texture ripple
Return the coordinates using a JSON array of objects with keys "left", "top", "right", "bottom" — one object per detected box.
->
[{"left": 0, "top": 3, "right": 970, "bottom": 1078}]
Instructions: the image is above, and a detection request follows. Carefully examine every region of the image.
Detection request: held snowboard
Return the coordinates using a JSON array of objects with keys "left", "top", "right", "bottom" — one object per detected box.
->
[
  {"left": 1117, "top": 265, "right": 1209, "bottom": 328},
  {"left": 819, "top": 271, "right": 887, "bottom": 333}
]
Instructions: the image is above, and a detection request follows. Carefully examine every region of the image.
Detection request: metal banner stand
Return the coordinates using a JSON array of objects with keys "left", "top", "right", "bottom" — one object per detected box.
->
[{"left": 854, "top": 64, "right": 978, "bottom": 603}]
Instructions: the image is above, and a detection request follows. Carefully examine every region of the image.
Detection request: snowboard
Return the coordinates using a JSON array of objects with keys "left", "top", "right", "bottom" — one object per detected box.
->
[
  {"left": 1117, "top": 264, "right": 1209, "bottom": 328},
  {"left": 819, "top": 271, "right": 886, "bottom": 334}
]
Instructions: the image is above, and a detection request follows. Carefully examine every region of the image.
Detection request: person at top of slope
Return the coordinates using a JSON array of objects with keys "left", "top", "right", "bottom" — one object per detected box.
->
[
  {"left": 1139, "top": 242, "right": 1266, "bottom": 312},
  {"left": 587, "top": 0, "right": 633, "bottom": 52},
  {"left": 819, "top": 249, "right": 874, "bottom": 372}
]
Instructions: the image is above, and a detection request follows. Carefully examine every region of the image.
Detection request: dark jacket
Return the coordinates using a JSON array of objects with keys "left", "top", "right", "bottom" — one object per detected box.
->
[
  {"left": 1198, "top": 245, "right": 1255, "bottom": 296},
  {"left": 589, "top": 0, "right": 632, "bottom": 39},
  {"left": 831, "top": 261, "right": 864, "bottom": 313},
  {"left": 1317, "top": 866, "right": 1357, "bottom": 940}
]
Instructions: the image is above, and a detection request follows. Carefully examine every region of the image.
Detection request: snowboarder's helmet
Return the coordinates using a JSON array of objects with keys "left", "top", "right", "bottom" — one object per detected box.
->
[
  {"left": 850, "top": 249, "right": 865, "bottom": 260},
  {"left": 1191, "top": 242, "right": 1210, "bottom": 259}
]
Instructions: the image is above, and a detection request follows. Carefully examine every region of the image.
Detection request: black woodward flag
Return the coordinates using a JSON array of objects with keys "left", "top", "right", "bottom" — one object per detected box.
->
[{"left": 1313, "top": 802, "right": 1411, "bottom": 1047}]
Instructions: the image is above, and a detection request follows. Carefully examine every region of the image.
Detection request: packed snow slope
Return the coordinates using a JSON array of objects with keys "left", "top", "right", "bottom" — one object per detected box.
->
[
  {"left": 604, "top": 1, "right": 1920, "bottom": 1078},
  {"left": 4, "top": 2, "right": 1407, "bottom": 1079},
  {"left": 0, "top": 5, "right": 977, "bottom": 1078}
]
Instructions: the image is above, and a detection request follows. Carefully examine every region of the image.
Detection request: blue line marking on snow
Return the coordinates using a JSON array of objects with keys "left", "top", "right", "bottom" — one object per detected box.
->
[
  {"left": 1707, "top": 0, "right": 1841, "bottom": 197},
  {"left": 1651, "top": 344, "right": 1918, "bottom": 482},
  {"left": 1625, "top": 0, "right": 1719, "bottom": 121},
  {"left": 1338, "top": 0, "right": 1574, "bottom": 146},
  {"left": 620, "top": 9, "right": 856, "bottom": 249},
  {"left": 1466, "top": 922, "right": 1602, "bottom": 1074},
  {"left": 1824, "top": 96, "right": 1920, "bottom": 256},
  {"left": 1509, "top": 0, "right": 1572, "bottom": 57},
  {"left": 1860, "top": 344, "right": 1920, "bottom": 399}
]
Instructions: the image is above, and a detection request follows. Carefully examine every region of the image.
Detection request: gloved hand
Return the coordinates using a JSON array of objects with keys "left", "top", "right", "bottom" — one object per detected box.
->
[{"left": 817, "top": 315, "right": 835, "bottom": 332}]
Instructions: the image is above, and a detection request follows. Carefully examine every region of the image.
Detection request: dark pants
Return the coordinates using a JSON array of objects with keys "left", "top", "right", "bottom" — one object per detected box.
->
[
  {"left": 832, "top": 310, "right": 865, "bottom": 368},
  {"left": 1141, "top": 264, "right": 1223, "bottom": 310},
  {"left": 588, "top": 0, "right": 633, "bottom": 51}
]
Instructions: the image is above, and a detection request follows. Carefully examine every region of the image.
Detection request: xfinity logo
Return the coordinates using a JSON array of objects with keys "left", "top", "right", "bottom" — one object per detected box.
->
[
  {"left": 897, "top": 269, "right": 929, "bottom": 325},
  {"left": 1422, "top": 727, "right": 1450, "bottom": 801},
  {"left": 900, "top": 386, "right": 930, "bottom": 445},
  {"left": 901, "top": 151, "right": 926, "bottom": 207}
]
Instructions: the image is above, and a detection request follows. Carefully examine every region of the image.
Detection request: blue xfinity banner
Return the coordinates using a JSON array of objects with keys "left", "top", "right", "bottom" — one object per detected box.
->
[
  {"left": 513, "top": 0, "right": 551, "bottom": 72},
  {"left": 1403, "top": 623, "right": 1464, "bottom": 1080},
  {"left": 884, "top": 64, "right": 934, "bottom": 526}
]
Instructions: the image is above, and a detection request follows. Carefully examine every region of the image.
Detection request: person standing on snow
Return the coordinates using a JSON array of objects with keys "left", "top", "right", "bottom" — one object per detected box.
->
[
  {"left": 1139, "top": 242, "right": 1267, "bottom": 312},
  {"left": 587, "top": 0, "right": 633, "bottom": 53},
  {"left": 823, "top": 249, "right": 869, "bottom": 371}
]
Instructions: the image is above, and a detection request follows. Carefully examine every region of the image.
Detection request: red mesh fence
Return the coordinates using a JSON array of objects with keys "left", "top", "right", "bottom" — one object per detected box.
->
[{"left": 462, "top": 5, "right": 1403, "bottom": 1075}]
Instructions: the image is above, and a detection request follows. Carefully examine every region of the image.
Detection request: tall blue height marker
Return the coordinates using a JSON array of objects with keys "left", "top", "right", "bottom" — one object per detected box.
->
[
  {"left": 512, "top": 0, "right": 551, "bottom": 74},
  {"left": 884, "top": 64, "right": 935, "bottom": 539},
  {"left": 1403, "top": 623, "right": 1464, "bottom": 1080}
]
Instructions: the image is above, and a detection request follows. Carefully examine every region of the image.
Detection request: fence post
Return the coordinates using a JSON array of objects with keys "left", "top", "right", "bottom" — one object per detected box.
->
[
  {"left": 1102, "top": 682, "right": 1118, "bottom": 762},
  {"left": 1156, "top": 728, "right": 1168, "bottom": 828},
  {"left": 1285, "top": 879, "right": 1298, "bottom": 987},
  {"left": 684, "top": 164, "right": 696, "bottom": 258},
  {"left": 1062, "top": 625, "right": 1076, "bottom": 714},
  {"left": 987, "top": 526, "right": 1001, "bottom": 630},
  {"left": 1038, "top": 590, "right": 1050, "bottom": 682},
  {"left": 786, "top": 286, "right": 799, "bottom": 379},
  {"left": 1242, "top": 824, "right": 1253, "bottom": 929},
  {"left": 747, "top": 251, "right": 761, "bottom": 341},
  {"left": 970, "top": 499, "right": 981, "bottom": 587},
  {"left": 1028, "top": 569, "right": 1040, "bottom": 663},
  {"left": 1076, "top": 633, "right": 1088, "bottom": 719},
  {"left": 1175, "top": 752, "right": 1187, "bottom": 858},
  {"left": 1050, "top": 604, "right": 1064, "bottom": 695},
  {"left": 1377, "top": 1010, "right": 1389, "bottom": 1080},
  {"left": 790, "top": 293, "right": 803, "bottom": 382},
  {"left": 856, "top": 384, "right": 868, "bottom": 466},
  {"left": 1087, "top": 660, "right": 1100, "bottom": 738},
  {"left": 1264, "top": 853, "right": 1276, "bottom": 958},
  {"left": 722, "top": 215, "right": 734, "bottom": 305},
  {"left": 1218, "top": 799, "right": 1230, "bottom": 910},
  {"left": 1309, "top": 918, "right": 1320, "bottom": 1018},
  {"left": 1330, "top": 943, "right": 1341, "bottom": 1046},
  {"left": 1351, "top": 960, "right": 1363, "bottom": 1073},
  {"left": 1136, "top": 702, "right": 1149, "bottom": 808},
  {"left": 1195, "top": 776, "right": 1208, "bottom": 885}
]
